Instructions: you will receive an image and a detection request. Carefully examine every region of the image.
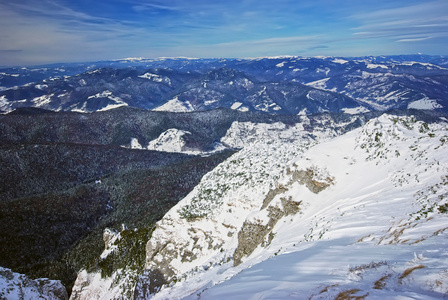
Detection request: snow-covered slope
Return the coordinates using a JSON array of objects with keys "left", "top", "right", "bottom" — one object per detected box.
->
[
  {"left": 139, "top": 114, "right": 448, "bottom": 299},
  {"left": 147, "top": 128, "right": 193, "bottom": 153},
  {"left": 70, "top": 113, "right": 448, "bottom": 299},
  {"left": 153, "top": 97, "right": 195, "bottom": 113},
  {"left": 176, "top": 114, "right": 448, "bottom": 299}
]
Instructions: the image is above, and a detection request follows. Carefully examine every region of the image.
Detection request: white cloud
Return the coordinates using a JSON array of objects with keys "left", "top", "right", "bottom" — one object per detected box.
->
[
  {"left": 397, "top": 36, "right": 433, "bottom": 43},
  {"left": 350, "top": 0, "right": 448, "bottom": 42}
]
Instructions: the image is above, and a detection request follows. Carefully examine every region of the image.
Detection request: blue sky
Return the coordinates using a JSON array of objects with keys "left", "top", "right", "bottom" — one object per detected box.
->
[{"left": 0, "top": 0, "right": 447, "bottom": 66}]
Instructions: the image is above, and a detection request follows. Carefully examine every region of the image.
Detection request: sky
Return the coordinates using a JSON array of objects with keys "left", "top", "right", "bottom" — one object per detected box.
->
[{"left": 0, "top": 0, "right": 447, "bottom": 66}]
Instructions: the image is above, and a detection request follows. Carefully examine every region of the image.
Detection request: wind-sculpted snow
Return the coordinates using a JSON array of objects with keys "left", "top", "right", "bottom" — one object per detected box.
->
[{"left": 139, "top": 114, "right": 448, "bottom": 299}]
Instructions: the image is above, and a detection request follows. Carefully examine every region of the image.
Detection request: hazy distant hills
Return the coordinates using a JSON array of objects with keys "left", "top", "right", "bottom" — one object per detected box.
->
[{"left": 1, "top": 55, "right": 448, "bottom": 114}]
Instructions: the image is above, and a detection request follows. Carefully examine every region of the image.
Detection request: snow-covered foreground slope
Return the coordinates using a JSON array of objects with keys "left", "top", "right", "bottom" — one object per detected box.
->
[
  {"left": 140, "top": 114, "right": 448, "bottom": 299},
  {"left": 70, "top": 113, "right": 448, "bottom": 299}
]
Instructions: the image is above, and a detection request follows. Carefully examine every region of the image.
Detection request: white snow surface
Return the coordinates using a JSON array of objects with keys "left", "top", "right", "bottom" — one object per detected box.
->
[
  {"left": 408, "top": 98, "right": 443, "bottom": 110},
  {"left": 32, "top": 94, "right": 54, "bottom": 107},
  {"left": 367, "top": 63, "right": 389, "bottom": 69},
  {"left": 220, "top": 121, "right": 307, "bottom": 148},
  {"left": 146, "top": 128, "right": 226, "bottom": 155},
  {"left": 147, "top": 114, "right": 448, "bottom": 299},
  {"left": 230, "top": 102, "right": 243, "bottom": 110},
  {"left": 342, "top": 106, "right": 370, "bottom": 114},
  {"left": 71, "top": 90, "right": 128, "bottom": 112},
  {"left": 332, "top": 58, "right": 348, "bottom": 64},
  {"left": 153, "top": 97, "right": 195, "bottom": 112},
  {"left": 147, "top": 128, "right": 192, "bottom": 153},
  {"left": 305, "top": 78, "right": 333, "bottom": 91},
  {"left": 70, "top": 268, "right": 138, "bottom": 300},
  {"left": 129, "top": 137, "right": 143, "bottom": 150},
  {"left": 0, "top": 95, "right": 11, "bottom": 112},
  {"left": 138, "top": 72, "right": 171, "bottom": 85}
]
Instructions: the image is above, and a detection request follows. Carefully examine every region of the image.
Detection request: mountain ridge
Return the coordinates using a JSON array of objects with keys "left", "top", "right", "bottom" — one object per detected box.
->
[{"left": 2, "top": 55, "right": 448, "bottom": 115}]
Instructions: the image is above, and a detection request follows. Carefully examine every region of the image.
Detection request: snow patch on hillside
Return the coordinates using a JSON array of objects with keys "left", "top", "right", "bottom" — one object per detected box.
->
[
  {"left": 230, "top": 101, "right": 249, "bottom": 112},
  {"left": 35, "top": 84, "right": 48, "bottom": 90},
  {"left": 367, "top": 63, "right": 389, "bottom": 69},
  {"left": 70, "top": 90, "right": 129, "bottom": 112},
  {"left": 33, "top": 94, "right": 54, "bottom": 107},
  {"left": 306, "top": 78, "right": 330, "bottom": 90},
  {"left": 342, "top": 106, "right": 370, "bottom": 114},
  {"left": 153, "top": 97, "right": 194, "bottom": 112},
  {"left": 408, "top": 98, "right": 443, "bottom": 110},
  {"left": 220, "top": 121, "right": 307, "bottom": 148},
  {"left": 230, "top": 102, "right": 242, "bottom": 110},
  {"left": 138, "top": 73, "right": 171, "bottom": 85},
  {"left": 129, "top": 138, "right": 143, "bottom": 149},
  {"left": 0, "top": 95, "right": 11, "bottom": 112},
  {"left": 332, "top": 58, "right": 348, "bottom": 64},
  {"left": 147, "top": 129, "right": 191, "bottom": 153},
  {"left": 146, "top": 128, "right": 226, "bottom": 155}
]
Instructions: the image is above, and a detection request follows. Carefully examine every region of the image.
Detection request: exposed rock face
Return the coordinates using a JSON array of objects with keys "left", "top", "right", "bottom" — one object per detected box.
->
[
  {"left": 290, "top": 167, "right": 334, "bottom": 194},
  {"left": 102, "top": 228, "right": 118, "bottom": 248},
  {"left": 233, "top": 166, "right": 332, "bottom": 266},
  {"left": 0, "top": 267, "right": 68, "bottom": 300}
]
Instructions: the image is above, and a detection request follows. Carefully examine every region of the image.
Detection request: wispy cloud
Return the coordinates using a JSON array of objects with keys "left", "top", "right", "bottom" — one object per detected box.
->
[
  {"left": 397, "top": 36, "right": 433, "bottom": 43},
  {"left": 131, "top": 3, "right": 181, "bottom": 13},
  {"left": 0, "top": 0, "right": 152, "bottom": 65},
  {"left": 169, "top": 35, "right": 326, "bottom": 59},
  {"left": 350, "top": 0, "right": 448, "bottom": 43}
]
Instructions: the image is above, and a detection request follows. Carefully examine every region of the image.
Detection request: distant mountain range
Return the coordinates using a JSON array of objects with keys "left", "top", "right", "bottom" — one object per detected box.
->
[{"left": 1, "top": 55, "right": 448, "bottom": 115}]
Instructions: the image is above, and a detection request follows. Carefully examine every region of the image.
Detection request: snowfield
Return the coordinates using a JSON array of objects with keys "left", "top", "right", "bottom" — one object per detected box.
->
[
  {"left": 153, "top": 97, "right": 195, "bottom": 113},
  {"left": 70, "top": 113, "right": 448, "bottom": 299}
]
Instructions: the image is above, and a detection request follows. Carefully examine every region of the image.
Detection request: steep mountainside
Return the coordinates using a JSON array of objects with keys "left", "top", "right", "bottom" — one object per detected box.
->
[
  {"left": 0, "top": 107, "right": 381, "bottom": 296},
  {"left": 69, "top": 112, "right": 448, "bottom": 299}
]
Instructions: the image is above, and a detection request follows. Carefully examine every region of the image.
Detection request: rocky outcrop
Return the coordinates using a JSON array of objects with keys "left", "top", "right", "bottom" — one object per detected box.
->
[
  {"left": 289, "top": 167, "right": 334, "bottom": 194},
  {"left": 234, "top": 197, "right": 302, "bottom": 266},
  {"left": 233, "top": 166, "right": 332, "bottom": 266},
  {"left": 0, "top": 267, "right": 67, "bottom": 300}
]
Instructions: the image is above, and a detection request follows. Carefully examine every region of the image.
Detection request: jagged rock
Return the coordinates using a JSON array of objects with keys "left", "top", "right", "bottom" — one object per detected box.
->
[
  {"left": 289, "top": 167, "right": 334, "bottom": 194},
  {"left": 233, "top": 200, "right": 302, "bottom": 266},
  {"left": 103, "top": 228, "right": 118, "bottom": 248},
  {"left": 0, "top": 267, "right": 67, "bottom": 300}
]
